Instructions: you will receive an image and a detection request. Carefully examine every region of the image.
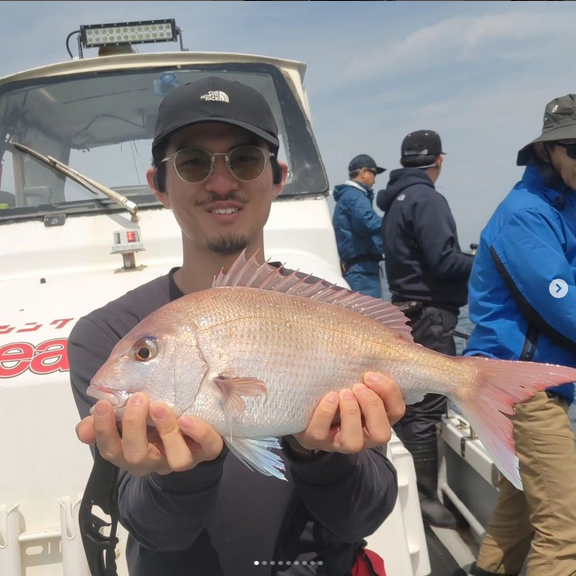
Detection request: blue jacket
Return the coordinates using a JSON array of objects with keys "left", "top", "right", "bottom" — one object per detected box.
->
[
  {"left": 464, "top": 162, "right": 576, "bottom": 402},
  {"left": 332, "top": 180, "right": 383, "bottom": 274}
]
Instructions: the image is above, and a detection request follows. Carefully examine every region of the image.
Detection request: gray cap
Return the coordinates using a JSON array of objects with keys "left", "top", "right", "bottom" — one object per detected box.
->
[{"left": 517, "top": 94, "right": 576, "bottom": 166}]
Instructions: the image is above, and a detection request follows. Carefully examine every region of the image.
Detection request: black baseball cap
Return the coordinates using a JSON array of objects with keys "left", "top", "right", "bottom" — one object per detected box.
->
[
  {"left": 401, "top": 130, "right": 446, "bottom": 157},
  {"left": 517, "top": 94, "right": 576, "bottom": 166},
  {"left": 348, "top": 154, "right": 386, "bottom": 174},
  {"left": 152, "top": 76, "right": 279, "bottom": 150}
]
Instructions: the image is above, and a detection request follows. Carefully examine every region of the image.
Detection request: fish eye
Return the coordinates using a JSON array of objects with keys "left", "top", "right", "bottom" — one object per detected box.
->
[{"left": 133, "top": 338, "right": 157, "bottom": 362}]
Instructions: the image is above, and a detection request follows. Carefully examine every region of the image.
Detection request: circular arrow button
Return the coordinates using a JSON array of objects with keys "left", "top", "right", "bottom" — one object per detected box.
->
[{"left": 549, "top": 279, "right": 568, "bottom": 299}]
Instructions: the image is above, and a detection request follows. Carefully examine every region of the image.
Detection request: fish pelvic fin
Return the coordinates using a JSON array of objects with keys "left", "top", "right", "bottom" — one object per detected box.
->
[
  {"left": 213, "top": 250, "right": 413, "bottom": 342},
  {"left": 454, "top": 356, "right": 576, "bottom": 490},
  {"left": 224, "top": 436, "right": 287, "bottom": 481}
]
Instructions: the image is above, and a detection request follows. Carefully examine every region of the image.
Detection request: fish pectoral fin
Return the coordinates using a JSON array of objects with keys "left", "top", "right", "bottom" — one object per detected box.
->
[
  {"left": 215, "top": 376, "right": 268, "bottom": 418},
  {"left": 224, "top": 436, "right": 287, "bottom": 481}
]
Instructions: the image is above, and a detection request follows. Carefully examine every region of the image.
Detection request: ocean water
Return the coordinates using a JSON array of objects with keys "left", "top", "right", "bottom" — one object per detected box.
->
[{"left": 455, "top": 305, "right": 474, "bottom": 356}]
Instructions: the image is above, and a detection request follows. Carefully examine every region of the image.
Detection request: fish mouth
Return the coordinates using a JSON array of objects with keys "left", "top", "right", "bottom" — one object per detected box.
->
[{"left": 87, "top": 385, "right": 130, "bottom": 410}]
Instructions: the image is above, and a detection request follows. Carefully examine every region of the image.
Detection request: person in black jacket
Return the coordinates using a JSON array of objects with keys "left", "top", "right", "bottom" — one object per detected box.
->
[{"left": 377, "top": 130, "right": 473, "bottom": 529}]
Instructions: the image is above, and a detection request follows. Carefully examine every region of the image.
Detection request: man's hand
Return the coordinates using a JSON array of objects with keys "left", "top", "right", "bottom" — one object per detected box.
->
[
  {"left": 292, "top": 372, "right": 405, "bottom": 454},
  {"left": 75, "top": 393, "right": 224, "bottom": 476}
]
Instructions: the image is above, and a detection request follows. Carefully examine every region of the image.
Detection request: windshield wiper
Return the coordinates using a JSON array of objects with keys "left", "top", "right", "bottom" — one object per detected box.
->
[{"left": 12, "top": 142, "right": 139, "bottom": 222}]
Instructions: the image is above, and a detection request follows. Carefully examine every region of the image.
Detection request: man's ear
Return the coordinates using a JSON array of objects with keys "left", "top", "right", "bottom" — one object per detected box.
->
[
  {"left": 146, "top": 168, "right": 171, "bottom": 208},
  {"left": 272, "top": 161, "right": 289, "bottom": 200},
  {"left": 436, "top": 155, "right": 444, "bottom": 169}
]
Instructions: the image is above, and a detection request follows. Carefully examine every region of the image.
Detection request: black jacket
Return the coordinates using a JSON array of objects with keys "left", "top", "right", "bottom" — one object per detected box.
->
[{"left": 377, "top": 168, "right": 473, "bottom": 309}]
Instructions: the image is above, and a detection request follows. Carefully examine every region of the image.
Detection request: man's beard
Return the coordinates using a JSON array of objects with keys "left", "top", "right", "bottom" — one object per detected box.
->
[{"left": 206, "top": 234, "right": 249, "bottom": 256}]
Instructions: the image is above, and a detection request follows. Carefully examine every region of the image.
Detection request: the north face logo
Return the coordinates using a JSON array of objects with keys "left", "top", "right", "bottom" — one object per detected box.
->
[{"left": 200, "top": 91, "right": 230, "bottom": 103}]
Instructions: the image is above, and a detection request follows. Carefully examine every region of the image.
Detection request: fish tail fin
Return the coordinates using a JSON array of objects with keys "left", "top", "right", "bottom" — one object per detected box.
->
[{"left": 454, "top": 356, "right": 576, "bottom": 489}]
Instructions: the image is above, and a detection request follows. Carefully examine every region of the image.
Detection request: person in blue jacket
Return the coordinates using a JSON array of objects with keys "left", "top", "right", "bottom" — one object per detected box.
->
[
  {"left": 467, "top": 94, "right": 576, "bottom": 576},
  {"left": 332, "top": 154, "right": 386, "bottom": 298}
]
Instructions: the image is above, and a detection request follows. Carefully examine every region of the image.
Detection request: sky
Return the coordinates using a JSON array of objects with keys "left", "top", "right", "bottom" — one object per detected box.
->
[{"left": 2, "top": 1, "right": 576, "bottom": 249}]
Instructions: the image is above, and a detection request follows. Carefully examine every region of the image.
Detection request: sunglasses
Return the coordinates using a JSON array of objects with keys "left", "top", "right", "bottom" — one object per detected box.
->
[
  {"left": 161, "top": 145, "right": 275, "bottom": 183},
  {"left": 555, "top": 142, "right": 576, "bottom": 160}
]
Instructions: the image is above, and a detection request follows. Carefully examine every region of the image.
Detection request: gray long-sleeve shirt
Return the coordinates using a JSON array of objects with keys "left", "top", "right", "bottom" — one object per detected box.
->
[{"left": 68, "top": 269, "right": 398, "bottom": 576}]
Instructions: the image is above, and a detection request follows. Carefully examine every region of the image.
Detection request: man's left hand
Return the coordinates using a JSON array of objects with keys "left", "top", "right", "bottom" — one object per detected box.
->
[{"left": 292, "top": 372, "right": 405, "bottom": 454}]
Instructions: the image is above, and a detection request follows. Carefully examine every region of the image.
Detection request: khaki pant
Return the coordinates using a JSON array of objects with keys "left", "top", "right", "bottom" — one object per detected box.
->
[{"left": 475, "top": 391, "right": 576, "bottom": 576}]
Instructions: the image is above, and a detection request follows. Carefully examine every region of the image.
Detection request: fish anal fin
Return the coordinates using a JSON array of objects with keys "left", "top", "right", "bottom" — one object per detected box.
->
[
  {"left": 224, "top": 436, "right": 287, "bottom": 481},
  {"left": 214, "top": 375, "right": 268, "bottom": 418},
  {"left": 213, "top": 250, "right": 413, "bottom": 342}
]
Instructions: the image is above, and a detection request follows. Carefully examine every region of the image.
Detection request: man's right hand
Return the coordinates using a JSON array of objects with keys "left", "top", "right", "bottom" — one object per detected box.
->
[{"left": 75, "top": 392, "right": 224, "bottom": 476}]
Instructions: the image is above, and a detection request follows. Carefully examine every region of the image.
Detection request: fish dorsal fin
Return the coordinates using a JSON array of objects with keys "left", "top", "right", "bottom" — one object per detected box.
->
[{"left": 214, "top": 251, "right": 413, "bottom": 342}]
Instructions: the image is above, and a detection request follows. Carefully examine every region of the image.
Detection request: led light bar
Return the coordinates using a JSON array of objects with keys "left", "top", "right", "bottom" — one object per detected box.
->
[{"left": 80, "top": 19, "right": 177, "bottom": 48}]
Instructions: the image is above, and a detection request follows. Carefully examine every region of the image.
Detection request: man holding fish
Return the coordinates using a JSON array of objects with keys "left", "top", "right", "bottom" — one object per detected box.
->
[
  {"left": 70, "top": 77, "right": 576, "bottom": 576},
  {"left": 69, "top": 77, "right": 406, "bottom": 576}
]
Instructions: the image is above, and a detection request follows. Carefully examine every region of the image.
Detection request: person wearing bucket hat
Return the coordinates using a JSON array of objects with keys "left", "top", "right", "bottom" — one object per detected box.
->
[
  {"left": 517, "top": 93, "right": 576, "bottom": 168},
  {"left": 332, "top": 154, "right": 386, "bottom": 298},
  {"left": 465, "top": 94, "right": 576, "bottom": 576},
  {"left": 69, "top": 77, "right": 402, "bottom": 576},
  {"left": 376, "top": 130, "right": 473, "bottom": 529}
]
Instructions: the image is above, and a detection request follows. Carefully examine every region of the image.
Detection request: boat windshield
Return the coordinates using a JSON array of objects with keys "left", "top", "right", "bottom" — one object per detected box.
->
[{"left": 0, "top": 62, "right": 328, "bottom": 221}]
